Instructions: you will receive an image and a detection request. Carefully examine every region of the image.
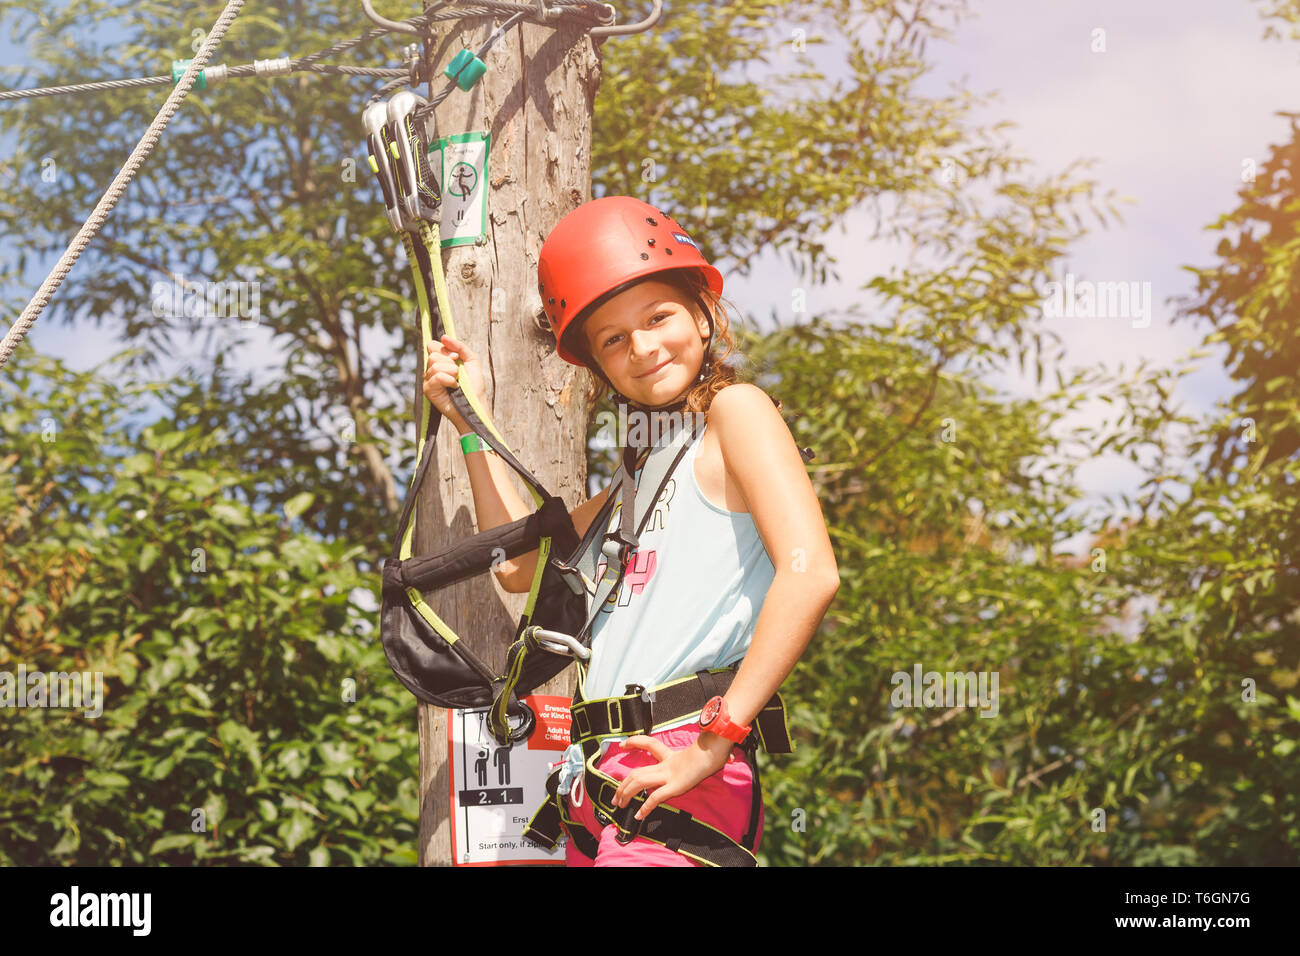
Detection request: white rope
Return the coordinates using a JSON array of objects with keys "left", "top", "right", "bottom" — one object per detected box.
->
[{"left": 0, "top": 0, "right": 246, "bottom": 370}]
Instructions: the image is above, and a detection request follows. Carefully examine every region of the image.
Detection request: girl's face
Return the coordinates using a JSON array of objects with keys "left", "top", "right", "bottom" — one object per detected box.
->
[{"left": 581, "top": 279, "right": 711, "bottom": 407}]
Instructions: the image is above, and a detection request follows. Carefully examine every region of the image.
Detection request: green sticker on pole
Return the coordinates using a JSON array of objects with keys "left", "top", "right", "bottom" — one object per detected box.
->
[{"left": 430, "top": 131, "right": 490, "bottom": 248}]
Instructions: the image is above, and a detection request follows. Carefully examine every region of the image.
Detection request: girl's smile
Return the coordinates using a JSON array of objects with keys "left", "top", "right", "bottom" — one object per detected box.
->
[
  {"left": 582, "top": 278, "right": 712, "bottom": 405},
  {"left": 636, "top": 357, "right": 673, "bottom": 378}
]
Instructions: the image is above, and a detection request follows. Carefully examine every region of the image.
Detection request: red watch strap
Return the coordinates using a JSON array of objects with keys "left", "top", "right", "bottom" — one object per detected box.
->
[{"left": 700, "top": 696, "right": 751, "bottom": 744}]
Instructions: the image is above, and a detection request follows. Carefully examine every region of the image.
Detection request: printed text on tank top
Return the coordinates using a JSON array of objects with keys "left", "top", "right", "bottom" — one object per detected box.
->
[{"left": 592, "top": 420, "right": 754, "bottom": 611}]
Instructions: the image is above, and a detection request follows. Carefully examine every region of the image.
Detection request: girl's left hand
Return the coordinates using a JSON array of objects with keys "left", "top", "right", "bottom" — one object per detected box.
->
[{"left": 612, "top": 734, "right": 732, "bottom": 820}]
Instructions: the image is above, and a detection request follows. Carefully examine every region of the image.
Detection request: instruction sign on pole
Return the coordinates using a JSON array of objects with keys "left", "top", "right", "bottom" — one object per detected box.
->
[
  {"left": 430, "top": 131, "right": 490, "bottom": 248},
  {"left": 448, "top": 694, "right": 571, "bottom": 866}
]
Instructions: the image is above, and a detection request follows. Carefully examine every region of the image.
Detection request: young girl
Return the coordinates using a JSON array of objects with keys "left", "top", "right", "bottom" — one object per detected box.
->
[{"left": 422, "top": 195, "right": 839, "bottom": 866}]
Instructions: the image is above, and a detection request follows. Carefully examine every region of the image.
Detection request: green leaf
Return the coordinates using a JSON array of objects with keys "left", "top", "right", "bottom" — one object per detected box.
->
[
  {"left": 149, "top": 833, "right": 198, "bottom": 855},
  {"left": 323, "top": 778, "right": 350, "bottom": 803},
  {"left": 155, "top": 429, "right": 187, "bottom": 452},
  {"left": 277, "top": 746, "right": 311, "bottom": 779},
  {"left": 210, "top": 502, "right": 250, "bottom": 527},
  {"left": 138, "top": 543, "right": 160, "bottom": 573},
  {"left": 84, "top": 770, "right": 132, "bottom": 789},
  {"left": 175, "top": 469, "right": 219, "bottom": 497},
  {"left": 1123, "top": 764, "right": 1138, "bottom": 795},
  {"left": 238, "top": 846, "right": 276, "bottom": 864},
  {"left": 183, "top": 683, "right": 212, "bottom": 708},
  {"left": 284, "top": 492, "right": 315, "bottom": 521},
  {"left": 371, "top": 741, "right": 401, "bottom": 762},
  {"left": 278, "top": 812, "right": 313, "bottom": 853},
  {"left": 52, "top": 827, "right": 81, "bottom": 856},
  {"left": 144, "top": 656, "right": 183, "bottom": 693},
  {"left": 203, "top": 793, "right": 228, "bottom": 827},
  {"left": 217, "top": 720, "right": 262, "bottom": 772}
]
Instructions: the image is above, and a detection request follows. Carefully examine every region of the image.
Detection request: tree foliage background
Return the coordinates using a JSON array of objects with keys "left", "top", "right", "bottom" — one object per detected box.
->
[{"left": 1, "top": 0, "right": 1296, "bottom": 864}]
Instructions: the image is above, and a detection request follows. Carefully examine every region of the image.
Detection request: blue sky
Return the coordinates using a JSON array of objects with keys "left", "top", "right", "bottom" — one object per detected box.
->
[
  {"left": 729, "top": 0, "right": 1299, "bottom": 540},
  {"left": 4, "top": 1, "right": 1297, "bottom": 548}
]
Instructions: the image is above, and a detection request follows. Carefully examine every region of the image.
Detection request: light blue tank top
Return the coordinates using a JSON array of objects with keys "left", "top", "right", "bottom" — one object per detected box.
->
[
  {"left": 554, "top": 419, "right": 776, "bottom": 793},
  {"left": 582, "top": 418, "right": 776, "bottom": 703}
]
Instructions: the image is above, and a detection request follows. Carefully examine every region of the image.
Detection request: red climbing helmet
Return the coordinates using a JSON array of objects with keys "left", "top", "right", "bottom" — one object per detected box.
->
[{"left": 537, "top": 195, "right": 723, "bottom": 367}]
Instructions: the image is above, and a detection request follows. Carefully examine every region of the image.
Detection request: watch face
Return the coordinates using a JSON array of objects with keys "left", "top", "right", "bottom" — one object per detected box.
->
[{"left": 700, "top": 697, "right": 720, "bottom": 726}]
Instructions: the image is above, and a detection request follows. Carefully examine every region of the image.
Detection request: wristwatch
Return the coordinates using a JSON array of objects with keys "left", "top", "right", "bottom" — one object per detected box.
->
[{"left": 698, "top": 695, "right": 751, "bottom": 745}]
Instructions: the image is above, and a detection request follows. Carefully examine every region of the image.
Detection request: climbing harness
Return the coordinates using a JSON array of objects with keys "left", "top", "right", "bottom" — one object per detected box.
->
[
  {"left": 367, "top": 81, "right": 709, "bottom": 748},
  {"left": 522, "top": 663, "right": 794, "bottom": 866},
  {"left": 512, "top": 409, "right": 798, "bottom": 868},
  {"left": 368, "top": 91, "right": 566, "bottom": 744}
]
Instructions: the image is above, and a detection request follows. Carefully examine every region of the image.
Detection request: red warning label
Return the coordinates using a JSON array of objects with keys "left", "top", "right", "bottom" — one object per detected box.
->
[{"left": 526, "top": 695, "right": 571, "bottom": 752}]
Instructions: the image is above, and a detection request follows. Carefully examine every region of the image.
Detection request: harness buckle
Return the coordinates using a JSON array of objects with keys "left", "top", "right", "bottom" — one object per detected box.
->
[
  {"left": 613, "top": 799, "right": 644, "bottom": 845},
  {"left": 551, "top": 559, "right": 587, "bottom": 596},
  {"left": 623, "top": 684, "right": 651, "bottom": 735},
  {"left": 605, "top": 699, "right": 623, "bottom": 735},
  {"left": 572, "top": 706, "right": 592, "bottom": 741},
  {"left": 601, "top": 529, "right": 639, "bottom": 569}
]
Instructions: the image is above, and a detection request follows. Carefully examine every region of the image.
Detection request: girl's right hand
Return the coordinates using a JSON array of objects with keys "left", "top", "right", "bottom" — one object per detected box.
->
[{"left": 423, "top": 335, "right": 487, "bottom": 431}]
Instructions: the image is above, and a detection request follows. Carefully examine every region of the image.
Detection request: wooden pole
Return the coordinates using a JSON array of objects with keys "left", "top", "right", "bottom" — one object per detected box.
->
[{"left": 414, "top": 12, "right": 602, "bottom": 867}]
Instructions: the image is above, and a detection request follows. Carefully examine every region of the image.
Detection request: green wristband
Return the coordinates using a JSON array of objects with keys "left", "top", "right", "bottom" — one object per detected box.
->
[{"left": 460, "top": 432, "right": 492, "bottom": 456}]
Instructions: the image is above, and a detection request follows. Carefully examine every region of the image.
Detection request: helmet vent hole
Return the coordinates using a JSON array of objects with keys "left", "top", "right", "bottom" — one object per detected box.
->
[
  {"left": 647, "top": 238, "right": 655, "bottom": 246},
  {"left": 646, "top": 217, "right": 657, "bottom": 226},
  {"left": 640, "top": 253, "right": 649, "bottom": 260},
  {"left": 665, "top": 248, "right": 673, "bottom": 255}
]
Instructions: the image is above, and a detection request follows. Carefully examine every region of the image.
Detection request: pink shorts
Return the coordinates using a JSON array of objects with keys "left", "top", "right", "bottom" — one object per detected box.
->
[{"left": 561, "top": 725, "right": 764, "bottom": 867}]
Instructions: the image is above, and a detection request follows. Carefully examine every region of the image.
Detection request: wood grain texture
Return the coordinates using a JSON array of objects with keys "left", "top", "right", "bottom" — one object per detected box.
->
[{"left": 414, "top": 15, "right": 602, "bottom": 867}]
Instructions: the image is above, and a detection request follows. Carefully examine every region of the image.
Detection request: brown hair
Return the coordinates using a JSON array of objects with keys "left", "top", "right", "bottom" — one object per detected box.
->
[{"left": 566, "top": 268, "right": 746, "bottom": 416}]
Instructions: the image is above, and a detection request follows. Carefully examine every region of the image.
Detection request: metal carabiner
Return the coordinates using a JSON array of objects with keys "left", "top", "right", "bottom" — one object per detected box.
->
[
  {"left": 529, "top": 627, "right": 591, "bottom": 661},
  {"left": 386, "top": 90, "right": 441, "bottom": 227},
  {"left": 361, "top": 100, "right": 406, "bottom": 234},
  {"left": 489, "top": 697, "right": 536, "bottom": 746}
]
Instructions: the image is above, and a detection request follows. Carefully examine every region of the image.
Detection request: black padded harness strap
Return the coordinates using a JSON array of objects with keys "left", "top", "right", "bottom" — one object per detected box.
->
[
  {"left": 521, "top": 665, "right": 792, "bottom": 866},
  {"left": 586, "top": 772, "right": 759, "bottom": 867},
  {"left": 568, "top": 666, "right": 791, "bottom": 753}
]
